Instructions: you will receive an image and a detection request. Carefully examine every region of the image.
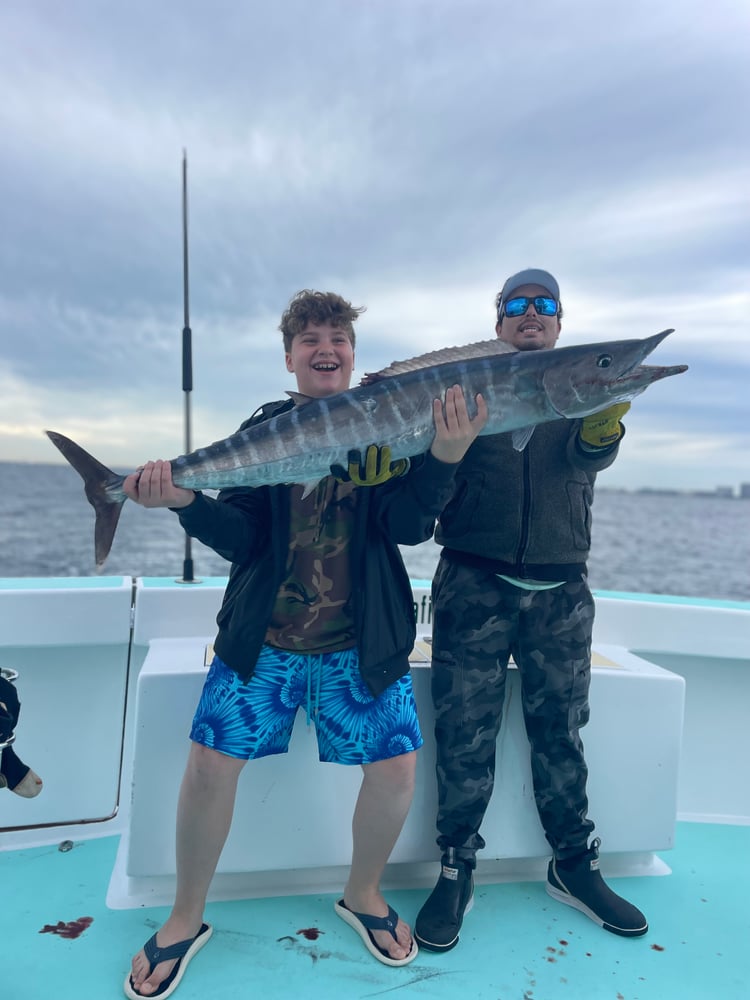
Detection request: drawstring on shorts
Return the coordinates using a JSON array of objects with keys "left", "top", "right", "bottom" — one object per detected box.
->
[{"left": 305, "top": 654, "right": 324, "bottom": 726}]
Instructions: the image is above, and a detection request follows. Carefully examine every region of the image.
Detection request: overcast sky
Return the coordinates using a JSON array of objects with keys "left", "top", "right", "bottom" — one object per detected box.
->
[{"left": 1, "top": 0, "right": 748, "bottom": 492}]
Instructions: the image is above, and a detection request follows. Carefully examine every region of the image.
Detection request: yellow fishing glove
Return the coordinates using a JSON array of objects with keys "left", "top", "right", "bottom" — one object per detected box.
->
[
  {"left": 331, "top": 445, "right": 410, "bottom": 486},
  {"left": 579, "top": 402, "right": 631, "bottom": 448}
]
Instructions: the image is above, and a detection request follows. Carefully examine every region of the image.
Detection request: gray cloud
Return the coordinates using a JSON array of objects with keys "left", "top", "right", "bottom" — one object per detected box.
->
[{"left": 0, "top": 0, "right": 748, "bottom": 490}]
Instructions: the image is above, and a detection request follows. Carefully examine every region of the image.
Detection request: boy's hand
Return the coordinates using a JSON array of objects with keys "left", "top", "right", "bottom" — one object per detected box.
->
[
  {"left": 123, "top": 460, "right": 196, "bottom": 508},
  {"left": 331, "top": 445, "right": 409, "bottom": 486},
  {"left": 579, "top": 402, "right": 631, "bottom": 448}
]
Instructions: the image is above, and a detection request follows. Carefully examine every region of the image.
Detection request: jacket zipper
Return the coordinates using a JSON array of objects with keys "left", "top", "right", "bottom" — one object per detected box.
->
[{"left": 515, "top": 445, "right": 532, "bottom": 573}]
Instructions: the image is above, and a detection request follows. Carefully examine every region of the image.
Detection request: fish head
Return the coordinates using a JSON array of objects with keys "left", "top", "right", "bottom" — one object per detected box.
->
[{"left": 542, "top": 329, "right": 688, "bottom": 417}]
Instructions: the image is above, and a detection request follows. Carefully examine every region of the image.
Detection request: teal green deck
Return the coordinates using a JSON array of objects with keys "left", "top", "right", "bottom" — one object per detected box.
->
[{"left": 2, "top": 821, "right": 747, "bottom": 1000}]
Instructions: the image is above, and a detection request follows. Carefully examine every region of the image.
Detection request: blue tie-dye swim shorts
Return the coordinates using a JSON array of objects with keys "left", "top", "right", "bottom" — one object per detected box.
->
[{"left": 190, "top": 646, "right": 423, "bottom": 765}]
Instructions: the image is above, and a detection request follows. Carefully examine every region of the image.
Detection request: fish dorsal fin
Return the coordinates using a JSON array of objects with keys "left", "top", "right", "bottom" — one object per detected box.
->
[{"left": 360, "top": 339, "right": 517, "bottom": 384}]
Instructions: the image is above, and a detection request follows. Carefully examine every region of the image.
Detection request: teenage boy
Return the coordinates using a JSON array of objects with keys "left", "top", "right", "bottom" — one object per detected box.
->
[{"left": 125, "top": 289, "right": 487, "bottom": 998}]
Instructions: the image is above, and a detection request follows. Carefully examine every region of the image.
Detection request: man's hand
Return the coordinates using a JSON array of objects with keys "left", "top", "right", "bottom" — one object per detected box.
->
[
  {"left": 579, "top": 402, "right": 631, "bottom": 448},
  {"left": 122, "top": 460, "right": 196, "bottom": 508},
  {"left": 331, "top": 445, "right": 410, "bottom": 486},
  {"left": 430, "top": 385, "right": 489, "bottom": 464}
]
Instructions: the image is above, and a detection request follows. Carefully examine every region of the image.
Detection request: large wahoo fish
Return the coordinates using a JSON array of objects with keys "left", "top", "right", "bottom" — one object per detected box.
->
[{"left": 47, "top": 329, "right": 687, "bottom": 569}]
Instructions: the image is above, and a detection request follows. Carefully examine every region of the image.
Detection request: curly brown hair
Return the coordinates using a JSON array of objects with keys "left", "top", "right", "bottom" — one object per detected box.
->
[{"left": 279, "top": 290, "right": 365, "bottom": 352}]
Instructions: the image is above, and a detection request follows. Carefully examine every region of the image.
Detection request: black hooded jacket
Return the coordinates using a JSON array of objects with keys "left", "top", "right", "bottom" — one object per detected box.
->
[{"left": 175, "top": 400, "right": 458, "bottom": 697}]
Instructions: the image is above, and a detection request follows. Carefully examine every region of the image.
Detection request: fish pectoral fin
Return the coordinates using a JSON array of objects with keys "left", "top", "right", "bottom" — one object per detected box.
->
[
  {"left": 511, "top": 426, "right": 536, "bottom": 451},
  {"left": 300, "top": 480, "right": 322, "bottom": 499}
]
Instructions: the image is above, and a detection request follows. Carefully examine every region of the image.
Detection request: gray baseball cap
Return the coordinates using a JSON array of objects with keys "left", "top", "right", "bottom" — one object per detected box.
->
[{"left": 497, "top": 268, "right": 560, "bottom": 314}]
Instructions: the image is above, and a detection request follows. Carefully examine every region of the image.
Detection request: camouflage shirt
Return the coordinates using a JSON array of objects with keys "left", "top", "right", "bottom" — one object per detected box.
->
[{"left": 264, "top": 477, "right": 358, "bottom": 653}]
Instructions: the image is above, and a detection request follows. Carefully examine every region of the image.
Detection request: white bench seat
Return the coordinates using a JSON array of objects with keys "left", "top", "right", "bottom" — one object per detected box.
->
[{"left": 110, "top": 632, "right": 685, "bottom": 908}]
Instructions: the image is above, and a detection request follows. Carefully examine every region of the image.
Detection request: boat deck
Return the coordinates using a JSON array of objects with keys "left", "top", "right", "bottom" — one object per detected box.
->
[{"left": 2, "top": 820, "right": 747, "bottom": 1000}]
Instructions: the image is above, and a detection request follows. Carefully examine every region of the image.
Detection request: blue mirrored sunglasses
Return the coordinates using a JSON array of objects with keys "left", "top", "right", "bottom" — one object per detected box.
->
[{"left": 501, "top": 295, "right": 559, "bottom": 319}]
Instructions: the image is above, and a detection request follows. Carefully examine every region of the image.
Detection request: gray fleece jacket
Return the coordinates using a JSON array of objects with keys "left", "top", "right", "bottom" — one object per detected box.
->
[{"left": 435, "top": 419, "right": 620, "bottom": 582}]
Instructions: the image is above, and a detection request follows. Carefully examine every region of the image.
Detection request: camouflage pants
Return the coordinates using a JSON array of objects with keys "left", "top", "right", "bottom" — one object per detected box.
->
[{"left": 431, "top": 557, "right": 596, "bottom": 862}]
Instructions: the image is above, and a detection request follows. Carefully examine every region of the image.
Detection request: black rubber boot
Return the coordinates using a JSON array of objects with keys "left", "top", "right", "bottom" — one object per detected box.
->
[
  {"left": 414, "top": 849, "right": 475, "bottom": 952},
  {"left": 546, "top": 838, "right": 648, "bottom": 937}
]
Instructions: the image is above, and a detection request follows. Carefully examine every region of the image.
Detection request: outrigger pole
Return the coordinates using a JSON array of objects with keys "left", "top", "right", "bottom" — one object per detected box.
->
[{"left": 177, "top": 149, "right": 199, "bottom": 584}]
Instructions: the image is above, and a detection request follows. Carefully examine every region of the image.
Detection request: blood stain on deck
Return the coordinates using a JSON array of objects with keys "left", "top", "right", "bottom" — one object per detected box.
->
[
  {"left": 39, "top": 917, "right": 93, "bottom": 939},
  {"left": 296, "top": 927, "right": 323, "bottom": 940}
]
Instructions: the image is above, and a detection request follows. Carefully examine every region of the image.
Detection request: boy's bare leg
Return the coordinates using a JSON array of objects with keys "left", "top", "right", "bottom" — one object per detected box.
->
[
  {"left": 129, "top": 743, "right": 246, "bottom": 996},
  {"left": 343, "top": 751, "right": 417, "bottom": 959}
]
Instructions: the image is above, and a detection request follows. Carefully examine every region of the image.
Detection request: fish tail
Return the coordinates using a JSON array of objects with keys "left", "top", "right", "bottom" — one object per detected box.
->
[{"left": 45, "top": 430, "right": 126, "bottom": 570}]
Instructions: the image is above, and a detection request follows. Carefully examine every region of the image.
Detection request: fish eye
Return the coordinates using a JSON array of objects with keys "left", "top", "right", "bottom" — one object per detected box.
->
[{"left": 596, "top": 354, "right": 613, "bottom": 369}]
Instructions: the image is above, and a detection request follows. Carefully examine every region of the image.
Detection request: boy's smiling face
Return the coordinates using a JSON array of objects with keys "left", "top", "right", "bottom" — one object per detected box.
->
[{"left": 285, "top": 321, "right": 355, "bottom": 398}]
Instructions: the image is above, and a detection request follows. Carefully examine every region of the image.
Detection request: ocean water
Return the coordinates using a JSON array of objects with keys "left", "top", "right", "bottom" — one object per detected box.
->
[{"left": 0, "top": 462, "right": 748, "bottom": 602}]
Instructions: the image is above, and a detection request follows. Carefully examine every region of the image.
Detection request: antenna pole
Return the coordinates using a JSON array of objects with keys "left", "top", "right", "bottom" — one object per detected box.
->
[{"left": 178, "top": 149, "right": 199, "bottom": 583}]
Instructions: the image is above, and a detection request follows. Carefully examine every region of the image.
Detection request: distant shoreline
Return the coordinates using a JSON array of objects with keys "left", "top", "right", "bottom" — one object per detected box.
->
[
  {"left": 1, "top": 460, "right": 748, "bottom": 501},
  {"left": 596, "top": 485, "right": 749, "bottom": 499}
]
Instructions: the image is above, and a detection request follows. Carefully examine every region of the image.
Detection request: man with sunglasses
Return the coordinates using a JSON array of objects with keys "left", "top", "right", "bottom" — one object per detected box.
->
[{"left": 415, "top": 268, "right": 648, "bottom": 953}]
